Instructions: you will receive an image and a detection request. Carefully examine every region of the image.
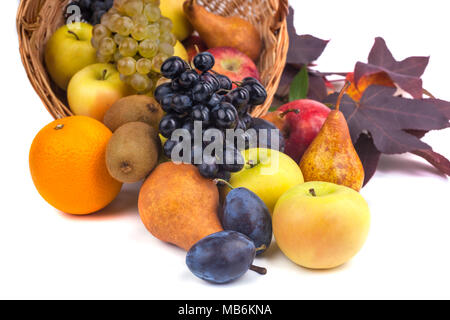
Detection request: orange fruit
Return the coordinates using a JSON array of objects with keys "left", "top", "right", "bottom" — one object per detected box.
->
[{"left": 29, "top": 116, "right": 122, "bottom": 215}]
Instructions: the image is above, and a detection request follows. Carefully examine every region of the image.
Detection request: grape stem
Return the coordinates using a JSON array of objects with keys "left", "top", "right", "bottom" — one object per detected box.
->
[
  {"left": 256, "top": 244, "right": 266, "bottom": 252},
  {"left": 250, "top": 264, "right": 267, "bottom": 275}
]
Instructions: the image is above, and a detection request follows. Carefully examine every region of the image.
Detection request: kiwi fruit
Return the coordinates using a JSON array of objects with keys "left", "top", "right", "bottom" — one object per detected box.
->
[
  {"left": 103, "top": 95, "right": 164, "bottom": 132},
  {"left": 106, "top": 122, "right": 162, "bottom": 183}
]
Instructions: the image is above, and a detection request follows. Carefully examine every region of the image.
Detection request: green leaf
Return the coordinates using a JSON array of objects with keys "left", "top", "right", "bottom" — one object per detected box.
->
[{"left": 289, "top": 66, "right": 309, "bottom": 101}]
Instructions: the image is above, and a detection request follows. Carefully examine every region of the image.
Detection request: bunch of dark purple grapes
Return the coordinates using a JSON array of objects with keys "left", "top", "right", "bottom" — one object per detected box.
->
[
  {"left": 154, "top": 52, "right": 267, "bottom": 180},
  {"left": 64, "top": 0, "right": 114, "bottom": 25}
]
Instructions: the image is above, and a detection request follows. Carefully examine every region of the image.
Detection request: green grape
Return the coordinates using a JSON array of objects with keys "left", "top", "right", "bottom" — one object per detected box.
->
[
  {"left": 119, "top": 37, "right": 138, "bottom": 57},
  {"left": 108, "top": 14, "right": 122, "bottom": 33},
  {"left": 114, "top": 51, "right": 123, "bottom": 62},
  {"left": 136, "top": 58, "right": 152, "bottom": 74},
  {"left": 144, "top": 4, "right": 161, "bottom": 22},
  {"left": 151, "top": 53, "right": 169, "bottom": 73},
  {"left": 115, "top": 16, "right": 134, "bottom": 36},
  {"left": 114, "top": 0, "right": 128, "bottom": 12},
  {"left": 144, "top": 0, "right": 160, "bottom": 5},
  {"left": 129, "top": 73, "right": 152, "bottom": 92},
  {"left": 96, "top": 51, "right": 113, "bottom": 63},
  {"left": 158, "top": 17, "right": 173, "bottom": 33},
  {"left": 117, "top": 57, "right": 137, "bottom": 76},
  {"left": 120, "top": 73, "right": 130, "bottom": 84},
  {"left": 92, "top": 24, "right": 110, "bottom": 41},
  {"left": 91, "top": 36, "right": 100, "bottom": 49},
  {"left": 145, "top": 23, "right": 160, "bottom": 40},
  {"left": 123, "top": 0, "right": 144, "bottom": 17},
  {"left": 114, "top": 33, "right": 126, "bottom": 45},
  {"left": 158, "top": 42, "right": 174, "bottom": 56},
  {"left": 131, "top": 23, "right": 149, "bottom": 41},
  {"left": 100, "top": 12, "right": 113, "bottom": 27},
  {"left": 139, "top": 39, "right": 158, "bottom": 58},
  {"left": 98, "top": 37, "right": 117, "bottom": 56},
  {"left": 133, "top": 13, "right": 148, "bottom": 26},
  {"left": 159, "top": 31, "right": 176, "bottom": 46}
]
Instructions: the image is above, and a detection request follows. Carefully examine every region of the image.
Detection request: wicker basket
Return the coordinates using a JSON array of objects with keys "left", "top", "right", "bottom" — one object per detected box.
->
[{"left": 17, "top": 0, "right": 289, "bottom": 119}]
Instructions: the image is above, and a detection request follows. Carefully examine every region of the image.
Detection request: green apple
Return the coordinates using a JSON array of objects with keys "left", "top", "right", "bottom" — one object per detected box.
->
[
  {"left": 45, "top": 22, "right": 97, "bottom": 90},
  {"left": 273, "top": 181, "right": 370, "bottom": 269},
  {"left": 67, "top": 63, "right": 133, "bottom": 121},
  {"left": 228, "top": 148, "right": 304, "bottom": 214}
]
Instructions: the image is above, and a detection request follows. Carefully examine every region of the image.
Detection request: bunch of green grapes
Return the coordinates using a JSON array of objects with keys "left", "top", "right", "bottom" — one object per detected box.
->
[{"left": 91, "top": 0, "right": 176, "bottom": 94}]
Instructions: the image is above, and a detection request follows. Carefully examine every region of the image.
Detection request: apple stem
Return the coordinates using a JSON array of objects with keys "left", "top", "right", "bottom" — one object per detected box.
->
[
  {"left": 213, "top": 178, "right": 234, "bottom": 189},
  {"left": 102, "top": 69, "right": 107, "bottom": 81},
  {"left": 67, "top": 30, "right": 79, "bottom": 41},
  {"left": 335, "top": 81, "right": 351, "bottom": 112},
  {"left": 249, "top": 264, "right": 267, "bottom": 275},
  {"left": 280, "top": 109, "right": 300, "bottom": 117},
  {"left": 309, "top": 188, "right": 317, "bottom": 197}
]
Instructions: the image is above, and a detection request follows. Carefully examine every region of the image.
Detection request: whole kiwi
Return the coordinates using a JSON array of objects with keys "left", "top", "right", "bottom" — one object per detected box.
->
[
  {"left": 103, "top": 95, "right": 164, "bottom": 132},
  {"left": 106, "top": 122, "right": 161, "bottom": 183}
]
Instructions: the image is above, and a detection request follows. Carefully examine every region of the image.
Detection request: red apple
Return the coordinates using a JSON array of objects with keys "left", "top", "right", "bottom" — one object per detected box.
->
[
  {"left": 183, "top": 35, "right": 208, "bottom": 62},
  {"left": 207, "top": 47, "right": 259, "bottom": 86},
  {"left": 262, "top": 99, "right": 330, "bottom": 163}
]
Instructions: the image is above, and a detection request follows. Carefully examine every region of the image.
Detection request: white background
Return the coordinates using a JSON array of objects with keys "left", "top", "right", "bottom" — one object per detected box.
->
[{"left": 1, "top": 0, "right": 449, "bottom": 299}]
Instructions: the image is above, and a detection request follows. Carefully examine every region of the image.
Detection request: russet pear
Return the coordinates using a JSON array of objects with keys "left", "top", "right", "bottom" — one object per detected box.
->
[
  {"left": 299, "top": 83, "right": 365, "bottom": 191},
  {"left": 138, "top": 162, "right": 223, "bottom": 250}
]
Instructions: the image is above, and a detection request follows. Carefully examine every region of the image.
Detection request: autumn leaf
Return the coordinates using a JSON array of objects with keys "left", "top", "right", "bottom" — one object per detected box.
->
[
  {"left": 324, "top": 85, "right": 449, "bottom": 154},
  {"left": 355, "top": 37, "right": 429, "bottom": 99},
  {"left": 354, "top": 133, "right": 382, "bottom": 186},
  {"left": 285, "top": 7, "right": 329, "bottom": 67}
]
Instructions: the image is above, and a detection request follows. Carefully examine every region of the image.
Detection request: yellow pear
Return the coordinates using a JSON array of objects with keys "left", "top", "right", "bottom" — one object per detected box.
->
[
  {"left": 161, "top": 0, "right": 193, "bottom": 41},
  {"left": 299, "top": 83, "right": 365, "bottom": 191}
]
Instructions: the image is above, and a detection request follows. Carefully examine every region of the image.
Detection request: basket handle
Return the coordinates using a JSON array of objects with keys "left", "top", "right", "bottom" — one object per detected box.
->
[{"left": 271, "top": 0, "right": 289, "bottom": 31}]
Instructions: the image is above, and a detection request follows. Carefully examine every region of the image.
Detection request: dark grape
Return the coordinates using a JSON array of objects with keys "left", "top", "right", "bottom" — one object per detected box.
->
[
  {"left": 197, "top": 155, "right": 219, "bottom": 179},
  {"left": 220, "top": 146, "right": 245, "bottom": 172},
  {"left": 205, "top": 93, "right": 223, "bottom": 109},
  {"left": 244, "top": 82, "right": 267, "bottom": 106},
  {"left": 161, "top": 56, "right": 186, "bottom": 79},
  {"left": 192, "top": 82, "right": 214, "bottom": 102},
  {"left": 193, "top": 52, "right": 215, "bottom": 72},
  {"left": 215, "top": 170, "right": 231, "bottom": 182},
  {"left": 221, "top": 188, "right": 272, "bottom": 255},
  {"left": 159, "top": 114, "right": 181, "bottom": 138},
  {"left": 179, "top": 70, "right": 200, "bottom": 88},
  {"left": 163, "top": 139, "right": 178, "bottom": 158},
  {"left": 241, "top": 113, "right": 252, "bottom": 130},
  {"left": 225, "top": 87, "right": 250, "bottom": 112},
  {"left": 64, "top": 0, "right": 113, "bottom": 25},
  {"left": 154, "top": 83, "right": 173, "bottom": 104},
  {"left": 191, "top": 104, "right": 210, "bottom": 125},
  {"left": 201, "top": 72, "right": 220, "bottom": 92},
  {"left": 160, "top": 94, "right": 174, "bottom": 113},
  {"left": 250, "top": 118, "right": 285, "bottom": 151},
  {"left": 211, "top": 102, "right": 238, "bottom": 129},
  {"left": 186, "top": 231, "right": 257, "bottom": 284},
  {"left": 171, "top": 94, "right": 193, "bottom": 114},
  {"left": 215, "top": 74, "right": 232, "bottom": 92}
]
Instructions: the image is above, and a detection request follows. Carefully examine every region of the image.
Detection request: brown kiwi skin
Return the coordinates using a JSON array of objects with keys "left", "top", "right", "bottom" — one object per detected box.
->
[
  {"left": 103, "top": 95, "right": 164, "bottom": 132},
  {"left": 106, "top": 122, "right": 162, "bottom": 183}
]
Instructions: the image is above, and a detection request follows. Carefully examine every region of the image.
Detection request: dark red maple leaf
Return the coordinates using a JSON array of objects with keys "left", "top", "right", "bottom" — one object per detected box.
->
[
  {"left": 354, "top": 133, "right": 382, "bottom": 186},
  {"left": 324, "top": 85, "right": 449, "bottom": 154},
  {"left": 354, "top": 37, "right": 429, "bottom": 99},
  {"left": 285, "top": 7, "right": 329, "bottom": 67}
]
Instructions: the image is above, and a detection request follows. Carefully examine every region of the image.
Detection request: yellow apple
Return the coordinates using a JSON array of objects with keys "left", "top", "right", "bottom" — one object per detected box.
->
[
  {"left": 160, "top": 0, "right": 193, "bottom": 41},
  {"left": 45, "top": 22, "right": 97, "bottom": 90},
  {"left": 228, "top": 148, "right": 304, "bottom": 214},
  {"left": 273, "top": 181, "right": 370, "bottom": 269},
  {"left": 174, "top": 40, "right": 188, "bottom": 61},
  {"left": 67, "top": 63, "right": 133, "bottom": 121}
]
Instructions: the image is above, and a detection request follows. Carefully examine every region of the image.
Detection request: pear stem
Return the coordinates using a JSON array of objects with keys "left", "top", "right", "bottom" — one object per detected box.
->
[
  {"left": 67, "top": 30, "right": 79, "bottom": 41},
  {"left": 249, "top": 264, "right": 267, "bottom": 275},
  {"left": 335, "top": 81, "right": 351, "bottom": 112},
  {"left": 213, "top": 178, "right": 234, "bottom": 189},
  {"left": 309, "top": 188, "right": 317, "bottom": 197}
]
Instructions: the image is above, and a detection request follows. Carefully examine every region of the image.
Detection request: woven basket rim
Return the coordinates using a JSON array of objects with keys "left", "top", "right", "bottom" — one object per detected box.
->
[{"left": 17, "top": 0, "right": 289, "bottom": 119}]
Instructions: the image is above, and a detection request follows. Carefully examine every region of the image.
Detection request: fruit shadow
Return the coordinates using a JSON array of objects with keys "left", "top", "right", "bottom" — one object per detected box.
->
[
  {"left": 376, "top": 154, "right": 447, "bottom": 179},
  {"left": 59, "top": 182, "right": 142, "bottom": 221}
]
